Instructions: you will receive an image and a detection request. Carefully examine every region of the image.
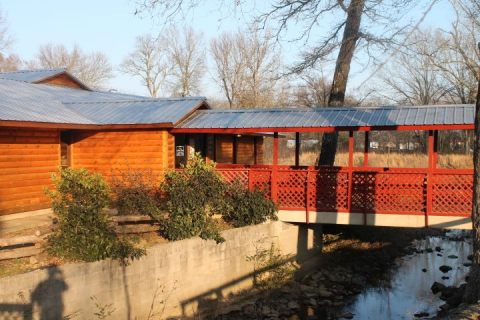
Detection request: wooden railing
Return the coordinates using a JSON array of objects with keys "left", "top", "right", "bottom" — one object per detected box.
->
[{"left": 215, "top": 164, "right": 473, "bottom": 221}]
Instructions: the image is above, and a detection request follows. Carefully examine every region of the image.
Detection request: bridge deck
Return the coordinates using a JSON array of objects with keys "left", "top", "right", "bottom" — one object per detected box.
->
[{"left": 216, "top": 165, "right": 473, "bottom": 230}]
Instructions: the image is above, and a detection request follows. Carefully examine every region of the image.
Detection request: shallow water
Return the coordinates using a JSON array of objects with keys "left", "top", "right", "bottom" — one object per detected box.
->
[{"left": 342, "top": 231, "right": 472, "bottom": 320}]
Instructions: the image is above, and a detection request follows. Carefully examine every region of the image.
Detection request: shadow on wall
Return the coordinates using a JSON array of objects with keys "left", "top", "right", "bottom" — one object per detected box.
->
[
  {"left": 178, "top": 224, "right": 323, "bottom": 318},
  {"left": 0, "top": 266, "right": 68, "bottom": 320}
]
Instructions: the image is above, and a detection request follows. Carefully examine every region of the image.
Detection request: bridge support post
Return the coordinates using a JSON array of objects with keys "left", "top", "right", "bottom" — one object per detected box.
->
[
  {"left": 426, "top": 130, "right": 438, "bottom": 227},
  {"left": 347, "top": 131, "right": 354, "bottom": 212},
  {"left": 271, "top": 132, "right": 279, "bottom": 202},
  {"left": 364, "top": 131, "right": 369, "bottom": 167}
]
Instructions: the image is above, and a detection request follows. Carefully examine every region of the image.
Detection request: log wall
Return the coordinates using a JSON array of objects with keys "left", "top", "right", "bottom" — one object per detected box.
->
[
  {"left": 0, "top": 128, "right": 59, "bottom": 215},
  {"left": 71, "top": 130, "right": 174, "bottom": 179}
]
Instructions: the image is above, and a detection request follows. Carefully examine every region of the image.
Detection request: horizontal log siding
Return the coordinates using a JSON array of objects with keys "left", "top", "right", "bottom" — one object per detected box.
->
[
  {"left": 72, "top": 130, "right": 174, "bottom": 180},
  {"left": 236, "top": 136, "right": 255, "bottom": 165},
  {"left": 215, "top": 135, "right": 234, "bottom": 164},
  {"left": 39, "top": 73, "right": 85, "bottom": 89},
  {"left": 0, "top": 128, "right": 59, "bottom": 215}
]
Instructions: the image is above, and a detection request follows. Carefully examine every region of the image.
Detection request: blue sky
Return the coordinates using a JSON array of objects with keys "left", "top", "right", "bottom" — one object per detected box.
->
[{"left": 1, "top": 0, "right": 455, "bottom": 99}]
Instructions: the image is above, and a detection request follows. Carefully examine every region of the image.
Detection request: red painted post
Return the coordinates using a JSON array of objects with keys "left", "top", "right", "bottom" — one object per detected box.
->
[
  {"left": 271, "top": 132, "right": 279, "bottom": 202},
  {"left": 364, "top": 131, "right": 369, "bottom": 167},
  {"left": 347, "top": 131, "right": 354, "bottom": 212},
  {"left": 426, "top": 130, "right": 437, "bottom": 227},
  {"left": 248, "top": 168, "right": 253, "bottom": 191},
  {"left": 295, "top": 132, "right": 300, "bottom": 167},
  {"left": 305, "top": 169, "right": 310, "bottom": 224}
]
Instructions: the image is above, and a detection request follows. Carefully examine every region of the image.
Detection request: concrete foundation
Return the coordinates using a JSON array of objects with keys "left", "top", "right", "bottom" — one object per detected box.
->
[{"left": 0, "top": 221, "right": 320, "bottom": 320}]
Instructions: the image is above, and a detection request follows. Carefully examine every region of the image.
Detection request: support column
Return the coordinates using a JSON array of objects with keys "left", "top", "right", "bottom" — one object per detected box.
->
[
  {"left": 364, "top": 131, "right": 369, "bottom": 167},
  {"left": 233, "top": 135, "right": 238, "bottom": 164},
  {"left": 426, "top": 130, "right": 438, "bottom": 227},
  {"left": 347, "top": 131, "right": 354, "bottom": 212},
  {"left": 273, "top": 132, "right": 279, "bottom": 166},
  {"left": 295, "top": 132, "right": 300, "bottom": 167},
  {"left": 253, "top": 136, "right": 258, "bottom": 165},
  {"left": 271, "top": 132, "right": 279, "bottom": 202}
]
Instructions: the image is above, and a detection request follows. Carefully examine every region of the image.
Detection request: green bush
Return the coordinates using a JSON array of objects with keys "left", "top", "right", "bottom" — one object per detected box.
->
[
  {"left": 110, "top": 167, "right": 163, "bottom": 219},
  {"left": 161, "top": 153, "right": 229, "bottom": 243},
  {"left": 223, "top": 180, "right": 278, "bottom": 227},
  {"left": 45, "top": 168, "right": 145, "bottom": 262}
]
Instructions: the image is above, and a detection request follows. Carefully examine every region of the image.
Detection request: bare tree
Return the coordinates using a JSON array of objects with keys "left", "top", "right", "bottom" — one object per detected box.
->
[
  {"left": 32, "top": 44, "right": 113, "bottom": 89},
  {"left": 121, "top": 35, "right": 170, "bottom": 97},
  {"left": 465, "top": 42, "right": 480, "bottom": 304},
  {"left": 211, "top": 28, "right": 281, "bottom": 108},
  {"left": 210, "top": 32, "right": 246, "bottom": 108},
  {"left": 0, "top": 10, "right": 20, "bottom": 72},
  {"left": 238, "top": 27, "right": 281, "bottom": 108},
  {"left": 381, "top": 30, "right": 450, "bottom": 105},
  {"left": 0, "top": 53, "right": 20, "bottom": 72},
  {"left": 164, "top": 26, "right": 205, "bottom": 97},
  {"left": 294, "top": 71, "right": 331, "bottom": 107},
  {"left": 136, "top": 0, "right": 434, "bottom": 164}
]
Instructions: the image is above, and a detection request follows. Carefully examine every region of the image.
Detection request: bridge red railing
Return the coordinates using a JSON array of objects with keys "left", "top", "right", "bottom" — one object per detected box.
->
[{"left": 215, "top": 164, "right": 473, "bottom": 221}]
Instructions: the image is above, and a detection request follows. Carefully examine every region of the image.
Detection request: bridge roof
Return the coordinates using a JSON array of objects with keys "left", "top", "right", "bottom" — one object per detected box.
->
[{"left": 174, "top": 104, "right": 475, "bottom": 133}]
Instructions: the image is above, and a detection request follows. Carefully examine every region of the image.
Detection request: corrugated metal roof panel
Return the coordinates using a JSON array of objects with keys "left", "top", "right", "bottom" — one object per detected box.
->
[
  {"left": 0, "top": 78, "right": 206, "bottom": 125},
  {"left": 0, "top": 68, "right": 67, "bottom": 83},
  {"left": 177, "top": 105, "right": 475, "bottom": 130}
]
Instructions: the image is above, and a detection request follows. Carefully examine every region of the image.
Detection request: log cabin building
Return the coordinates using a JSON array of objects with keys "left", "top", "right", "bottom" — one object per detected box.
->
[
  {"left": 0, "top": 68, "right": 264, "bottom": 215},
  {"left": 0, "top": 68, "right": 475, "bottom": 229}
]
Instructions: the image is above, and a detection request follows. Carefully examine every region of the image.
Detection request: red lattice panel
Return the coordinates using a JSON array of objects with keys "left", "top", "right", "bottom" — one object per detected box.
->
[
  {"left": 352, "top": 172, "right": 425, "bottom": 214},
  {"left": 277, "top": 170, "right": 308, "bottom": 209},
  {"left": 250, "top": 169, "right": 271, "bottom": 197},
  {"left": 308, "top": 169, "right": 349, "bottom": 212},
  {"left": 432, "top": 174, "right": 472, "bottom": 216},
  {"left": 218, "top": 170, "right": 248, "bottom": 187}
]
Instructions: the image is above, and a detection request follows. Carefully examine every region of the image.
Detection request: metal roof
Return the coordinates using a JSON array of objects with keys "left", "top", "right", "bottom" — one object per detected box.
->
[
  {"left": 0, "top": 68, "right": 68, "bottom": 83},
  {"left": 176, "top": 105, "right": 475, "bottom": 130},
  {"left": 0, "top": 77, "right": 206, "bottom": 126}
]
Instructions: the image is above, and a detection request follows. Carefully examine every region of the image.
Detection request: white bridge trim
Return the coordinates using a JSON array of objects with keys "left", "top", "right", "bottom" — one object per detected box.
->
[{"left": 278, "top": 210, "right": 472, "bottom": 230}]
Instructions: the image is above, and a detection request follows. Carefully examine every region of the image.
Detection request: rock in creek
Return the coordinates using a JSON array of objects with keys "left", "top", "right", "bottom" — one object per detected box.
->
[
  {"left": 448, "top": 255, "right": 458, "bottom": 259},
  {"left": 431, "top": 282, "right": 446, "bottom": 295},
  {"left": 414, "top": 311, "right": 429, "bottom": 318},
  {"left": 439, "top": 265, "right": 453, "bottom": 273}
]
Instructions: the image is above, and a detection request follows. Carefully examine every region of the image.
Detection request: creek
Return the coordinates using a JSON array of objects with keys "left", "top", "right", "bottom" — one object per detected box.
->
[{"left": 342, "top": 230, "right": 472, "bottom": 319}]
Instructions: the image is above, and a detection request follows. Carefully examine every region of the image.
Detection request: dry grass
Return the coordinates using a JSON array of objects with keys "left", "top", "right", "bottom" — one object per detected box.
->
[{"left": 276, "top": 151, "right": 472, "bottom": 169}]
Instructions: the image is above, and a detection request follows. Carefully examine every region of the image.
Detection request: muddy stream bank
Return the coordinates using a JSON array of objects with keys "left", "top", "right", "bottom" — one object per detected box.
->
[{"left": 209, "top": 226, "right": 472, "bottom": 320}]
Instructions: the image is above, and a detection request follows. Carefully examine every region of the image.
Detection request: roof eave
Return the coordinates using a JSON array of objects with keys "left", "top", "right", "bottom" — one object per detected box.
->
[
  {"left": 0, "top": 120, "right": 174, "bottom": 130},
  {"left": 171, "top": 124, "right": 474, "bottom": 134}
]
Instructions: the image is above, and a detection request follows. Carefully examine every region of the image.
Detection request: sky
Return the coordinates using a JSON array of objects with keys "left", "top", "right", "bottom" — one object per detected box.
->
[{"left": 1, "top": 0, "right": 457, "bottom": 100}]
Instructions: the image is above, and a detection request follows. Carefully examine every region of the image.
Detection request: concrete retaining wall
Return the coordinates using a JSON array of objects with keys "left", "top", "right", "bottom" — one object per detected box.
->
[{"left": 0, "top": 222, "right": 321, "bottom": 319}]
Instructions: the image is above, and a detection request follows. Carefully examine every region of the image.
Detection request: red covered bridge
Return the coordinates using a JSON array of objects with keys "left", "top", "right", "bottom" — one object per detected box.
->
[
  {"left": 173, "top": 106, "right": 475, "bottom": 230},
  {"left": 0, "top": 68, "right": 474, "bottom": 230}
]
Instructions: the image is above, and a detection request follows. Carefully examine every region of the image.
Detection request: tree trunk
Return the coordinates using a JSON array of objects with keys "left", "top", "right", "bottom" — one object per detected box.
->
[
  {"left": 464, "top": 42, "right": 480, "bottom": 304},
  {"left": 318, "top": 0, "right": 365, "bottom": 166}
]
